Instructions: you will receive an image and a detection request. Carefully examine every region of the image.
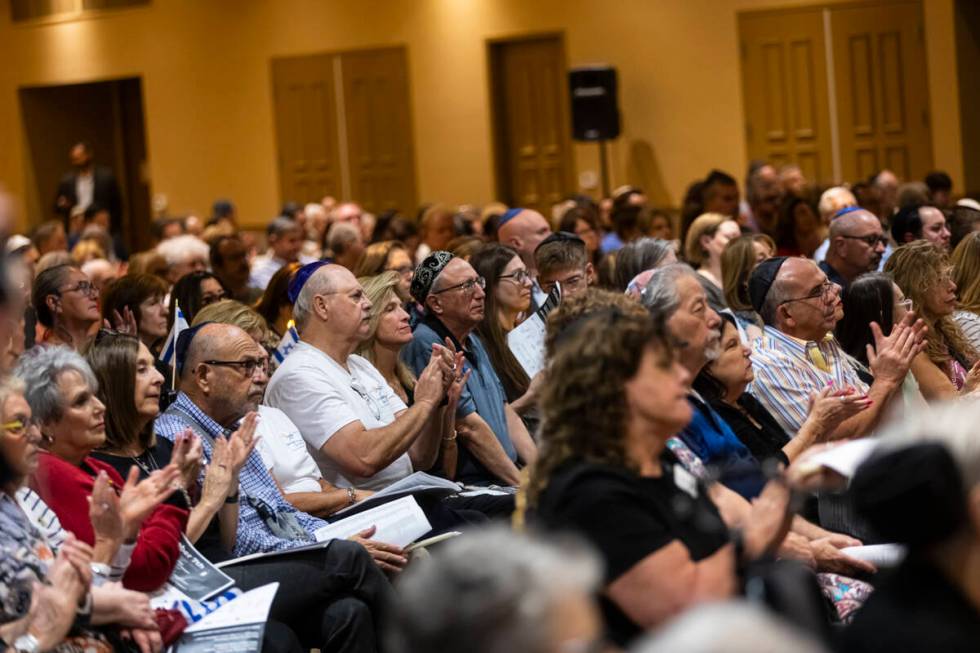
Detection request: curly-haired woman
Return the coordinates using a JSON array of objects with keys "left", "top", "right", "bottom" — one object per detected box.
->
[
  {"left": 886, "top": 240, "right": 980, "bottom": 399},
  {"left": 529, "top": 298, "right": 741, "bottom": 646}
]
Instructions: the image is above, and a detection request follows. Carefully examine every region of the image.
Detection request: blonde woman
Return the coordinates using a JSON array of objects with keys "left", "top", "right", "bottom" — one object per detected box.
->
[
  {"left": 356, "top": 272, "right": 468, "bottom": 479},
  {"left": 951, "top": 231, "right": 980, "bottom": 351},
  {"left": 886, "top": 240, "right": 980, "bottom": 399},
  {"left": 683, "top": 212, "right": 741, "bottom": 309}
]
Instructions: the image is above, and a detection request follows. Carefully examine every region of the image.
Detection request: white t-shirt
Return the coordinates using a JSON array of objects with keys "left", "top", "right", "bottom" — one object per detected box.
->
[
  {"left": 266, "top": 341, "right": 412, "bottom": 491},
  {"left": 255, "top": 405, "right": 323, "bottom": 494}
]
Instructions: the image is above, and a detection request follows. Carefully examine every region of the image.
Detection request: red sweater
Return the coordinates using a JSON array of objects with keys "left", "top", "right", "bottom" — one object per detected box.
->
[{"left": 29, "top": 451, "right": 188, "bottom": 592}]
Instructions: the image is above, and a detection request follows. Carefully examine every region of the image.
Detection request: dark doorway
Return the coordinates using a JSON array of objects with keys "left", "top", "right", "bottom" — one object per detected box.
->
[{"left": 19, "top": 77, "right": 151, "bottom": 254}]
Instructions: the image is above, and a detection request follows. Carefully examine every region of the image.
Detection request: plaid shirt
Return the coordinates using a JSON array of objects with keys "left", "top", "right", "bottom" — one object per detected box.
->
[
  {"left": 748, "top": 326, "right": 868, "bottom": 436},
  {"left": 155, "top": 393, "right": 328, "bottom": 556}
]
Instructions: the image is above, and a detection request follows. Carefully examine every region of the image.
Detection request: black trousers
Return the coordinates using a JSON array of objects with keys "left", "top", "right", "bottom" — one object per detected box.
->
[{"left": 224, "top": 539, "right": 394, "bottom": 653}]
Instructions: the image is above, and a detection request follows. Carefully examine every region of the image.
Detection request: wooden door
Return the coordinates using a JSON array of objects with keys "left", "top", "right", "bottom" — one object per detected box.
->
[
  {"left": 340, "top": 47, "right": 417, "bottom": 215},
  {"left": 739, "top": 9, "right": 835, "bottom": 185},
  {"left": 271, "top": 54, "right": 343, "bottom": 205},
  {"left": 831, "top": 1, "right": 932, "bottom": 182},
  {"left": 490, "top": 35, "right": 573, "bottom": 212}
]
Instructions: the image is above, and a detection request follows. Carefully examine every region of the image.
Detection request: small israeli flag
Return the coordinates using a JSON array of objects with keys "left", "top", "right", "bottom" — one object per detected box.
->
[
  {"left": 273, "top": 320, "right": 300, "bottom": 364},
  {"left": 160, "top": 303, "right": 189, "bottom": 365}
]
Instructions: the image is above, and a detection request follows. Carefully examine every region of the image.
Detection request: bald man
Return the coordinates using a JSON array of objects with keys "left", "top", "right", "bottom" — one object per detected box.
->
[
  {"left": 820, "top": 209, "right": 887, "bottom": 290},
  {"left": 496, "top": 208, "right": 552, "bottom": 307},
  {"left": 267, "top": 264, "right": 453, "bottom": 491}
]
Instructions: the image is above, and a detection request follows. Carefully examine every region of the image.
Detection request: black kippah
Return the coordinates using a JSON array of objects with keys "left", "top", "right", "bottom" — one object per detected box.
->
[
  {"left": 851, "top": 443, "right": 967, "bottom": 549},
  {"left": 748, "top": 256, "right": 789, "bottom": 314}
]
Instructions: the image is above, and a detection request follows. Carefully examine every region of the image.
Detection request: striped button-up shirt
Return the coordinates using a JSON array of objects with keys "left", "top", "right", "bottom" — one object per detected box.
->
[{"left": 748, "top": 326, "right": 868, "bottom": 436}]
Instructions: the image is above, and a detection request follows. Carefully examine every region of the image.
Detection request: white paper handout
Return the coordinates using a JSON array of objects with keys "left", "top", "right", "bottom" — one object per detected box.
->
[
  {"left": 840, "top": 544, "right": 907, "bottom": 567},
  {"left": 184, "top": 583, "right": 279, "bottom": 633},
  {"left": 507, "top": 283, "right": 561, "bottom": 378},
  {"left": 172, "top": 583, "right": 279, "bottom": 653},
  {"left": 330, "top": 471, "right": 462, "bottom": 517},
  {"left": 805, "top": 438, "right": 880, "bottom": 478},
  {"left": 313, "top": 495, "right": 432, "bottom": 548}
]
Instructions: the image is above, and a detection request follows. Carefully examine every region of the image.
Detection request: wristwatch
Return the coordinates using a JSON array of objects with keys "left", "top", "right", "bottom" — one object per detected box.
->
[
  {"left": 90, "top": 562, "right": 111, "bottom": 587},
  {"left": 12, "top": 634, "right": 38, "bottom": 653}
]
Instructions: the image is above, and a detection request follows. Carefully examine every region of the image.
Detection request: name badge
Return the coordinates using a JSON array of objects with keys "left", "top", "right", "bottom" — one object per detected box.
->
[{"left": 673, "top": 464, "right": 699, "bottom": 499}]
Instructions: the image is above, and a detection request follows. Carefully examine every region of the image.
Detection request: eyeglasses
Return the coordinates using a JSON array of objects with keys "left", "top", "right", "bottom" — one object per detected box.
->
[
  {"left": 498, "top": 269, "right": 531, "bottom": 285},
  {"left": 59, "top": 280, "right": 98, "bottom": 297},
  {"left": 779, "top": 281, "right": 839, "bottom": 306},
  {"left": 841, "top": 234, "right": 888, "bottom": 247},
  {"left": 203, "top": 358, "right": 269, "bottom": 377},
  {"left": 350, "top": 381, "right": 383, "bottom": 421},
  {"left": 542, "top": 273, "right": 586, "bottom": 295},
  {"left": 895, "top": 298, "right": 913, "bottom": 311},
  {"left": 2, "top": 417, "right": 40, "bottom": 436},
  {"left": 431, "top": 276, "right": 486, "bottom": 295}
]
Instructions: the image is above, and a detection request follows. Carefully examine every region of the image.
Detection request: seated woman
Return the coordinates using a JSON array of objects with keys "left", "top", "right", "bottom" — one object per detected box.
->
[
  {"left": 558, "top": 205, "right": 603, "bottom": 268},
  {"left": 356, "top": 272, "right": 465, "bottom": 479},
  {"left": 839, "top": 421, "right": 980, "bottom": 651},
  {"left": 614, "top": 237, "right": 676, "bottom": 293},
  {"left": 885, "top": 241, "right": 980, "bottom": 399},
  {"left": 683, "top": 213, "right": 741, "bottom": 310},
  {"left": 529, "top": 302, "right": 792, "bottom": 647},
  {"left": 253, "top": 262, "right": 301, "bottom": 338},
  {"left": 167, "top": 271, "right": 228, "bottom": 330},
  {"left": 468, "top": 244, "right": 541, "bottom": 425},
  {"left": 835, "top": 272, "right": 928, "bottom": 415},
  {"left": 774, "top": 195, "right": 822, "bottom": 258},
  {"left": 31, "top": 264, "right": 101, "bottom": 350},
  {"left": 0, "top": 375, "right": 163, "bottom": 652},
  {"left": 695, "top": 313, "right": 870, "bottom": 466},
  {"left": 950, "top": 231, "right": 980, "bottom": 351},
  {"left": 101, "top": 273, "right": 170, "bottom": 359},
  {"left": 15, "top": 346, "right": 187, "bottom": 592},
  {"left": 721, "top": 234, "right": 775, "bottom": 341},
  {"left": 354, "top": 240, "right": 415, "bottom": 299},
  {"left": 85, "top": 329, "right": 246, "bottom": 561}
]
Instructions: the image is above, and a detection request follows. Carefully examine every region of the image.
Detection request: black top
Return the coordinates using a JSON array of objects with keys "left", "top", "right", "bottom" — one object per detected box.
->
[
  {"left": 836, "top": 555, "right": 980, "bottom": 653},
  {"left": 91, "top": 438, "right": 230, "bottom": 563},
  {"left": 533, "top": 454, "right": 729, "bottom": 647},
  {"left": 709, "top": 393, "right": 791, "bottom": 467},
  {"left": 819, "top": 260, "right": 849, "bottom": 292}
]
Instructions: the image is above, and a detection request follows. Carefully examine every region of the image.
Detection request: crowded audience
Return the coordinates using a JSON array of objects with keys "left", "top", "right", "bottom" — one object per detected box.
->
[{"left": 0, "top": 152, "right": 978, "bottom": 653}]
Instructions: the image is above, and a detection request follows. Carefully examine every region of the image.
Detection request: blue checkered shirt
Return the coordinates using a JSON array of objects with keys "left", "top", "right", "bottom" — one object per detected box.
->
[{"left": 154, "top": 393, "right": 328, "bottom": 556}]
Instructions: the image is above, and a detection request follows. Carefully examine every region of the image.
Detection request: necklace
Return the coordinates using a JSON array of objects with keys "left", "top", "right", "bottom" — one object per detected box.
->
[{"left": 129, "top": 449, "right": 192, "bottom": 507}]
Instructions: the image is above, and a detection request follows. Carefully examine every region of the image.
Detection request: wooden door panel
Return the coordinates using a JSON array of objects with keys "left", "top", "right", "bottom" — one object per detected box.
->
[
  {"left": 491, "top": 35, "right": 573, "bottom": 212},
  {"left": 739, "top": 9, "right": 835, "bottom": 185},
  {"left": 831, "top": 0, "right": 931, "bottom": 183},
  {"left": 271, "top": 55, "right": 342, "bottom": 205},
  {"left": 341, "top": 47, "right": 417, "bottom": 215}
]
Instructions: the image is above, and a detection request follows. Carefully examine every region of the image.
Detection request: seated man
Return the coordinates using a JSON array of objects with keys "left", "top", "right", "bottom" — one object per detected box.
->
[
  {"left": 534, "top": 231, "right": 595, "bottom": 300},
  {"left": 819, "top": 207, "right": 887, "bottom": 291},
  {"left": 267, "top": 263, "right": 454, "bottom": 491},
  {"left": 747, "top": 256, "right": 921, "bottom": 438},
  {"left": 250, "top": 216, "right": 311, "bottom": 290},
  {"left": 496, "top": 208, "right": 553, "bottom": 308},
  {"left": 155, "top": 322, "right": 400, "bottom": 653},
  {"left": 402, "top": 252, "right": 537, "bottom": 486},
  {"left": 891, "top": 204, "right": 951, "bottom": 251},
  {"left": 641, "top": 263, "right": 765, "bottom": 498}
]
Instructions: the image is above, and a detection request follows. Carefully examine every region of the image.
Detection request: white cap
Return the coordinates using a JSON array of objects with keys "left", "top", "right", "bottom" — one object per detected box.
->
[
  {"left": 956, "top": 198, "right": 980, "bottom": 212},
  {"left": 4, "top": 234, "right": 31, "bottom": 254}
]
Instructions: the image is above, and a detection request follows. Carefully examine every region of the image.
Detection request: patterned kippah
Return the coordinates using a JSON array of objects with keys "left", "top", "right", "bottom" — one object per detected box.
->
[{"left": 410, "top": 250, "right": 454, "bottom": 303}]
